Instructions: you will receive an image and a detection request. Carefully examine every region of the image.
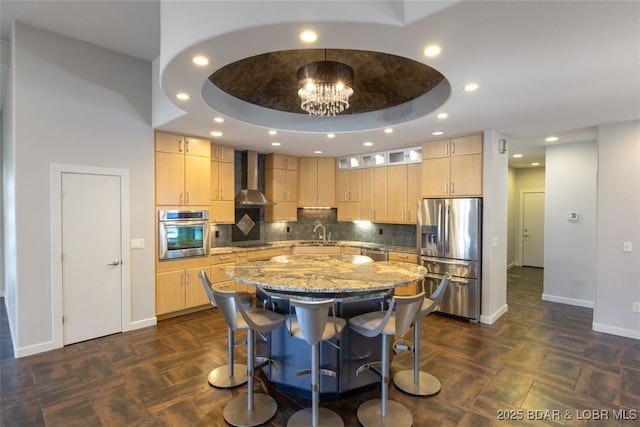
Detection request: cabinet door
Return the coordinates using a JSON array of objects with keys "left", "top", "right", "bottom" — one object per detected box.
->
[
  {"left": 405, "top": 163, "right": 422, "bottom": 223},
  {"left": 184, "top": 137, "right": 211, "bottom": 158},
  {"left": 286, "top": 170, "right": 298, "bottom": 202},
  {"left": 360, "top": 168, "right": 373, "bottom": 220},
  {"left": 337, "top": 202, "right": 360, "bottom": 221},
  {"left": 210, "top": 160, "right": 221, "bottom": 200},
  {"left": 422, "top": 139, "right": 450, "bottom": 159},
  {"left": 316, "top": 158, "right": 336, "bottom": 207},
  {"left": 266, "top": 154, "right": 297, "bottom": 170},
  {"left": 213, "top": 145, "right": 234, "bottom": 163},
  {"left": 218, "top": 162, "right": 235, "bottom": 202},
  {"left": 450, "top": 134, "right": 482, "bottom": 157},
  {"left": 185, "top": 267, "right": 209, "bottom": 308},
  {"left": 336, "top": 170, "right": 351, "bottom": 202},
  {"left": 450, "top": 154, "right": 483, "bottom": 196},
  {"left": 266, "top": 201, "right": 298, "bottom": 222},
  {"left": 422, "top": 157, "right": 450, "bottom": 197},
  {"left": 156, "top": 270, "right": 185, "bottom": 315},
  {"left": 348, "top": 169, "right": 361, "bottom": 201},
  {"left": 156, "top": 133, "right": 185, "bottom": 154},
  {"left": 372, "top": 167, "right": 387, "bottom": 221},
  {"left": 184, "top": 155, "right": 210, "bottom": 206},
  {"left": 211, "top": 201, "right": 235, "bottom": 224},
  {"left": 266, "top": 168, "right": 287, "bottom": 201},
  {"left": 386, "top": 165, "right": 406, "bottom": 223},
  {"left": 155, "top": 152, "right": 185, "bottom": 205},
  {"left": 298, "top": 158, "right": 318, "bottom": 207}
]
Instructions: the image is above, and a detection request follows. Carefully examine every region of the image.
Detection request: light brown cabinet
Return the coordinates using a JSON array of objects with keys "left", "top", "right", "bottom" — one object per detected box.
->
[
  {"left": 360, "top": 167, "right": 387, "bottom": 221},
  {"left": 337, "top": 169, "right": 361, "bottom": 221},
  {"left": 422, "top": 133, "right": 483, "bottom": 197},
  {"left": 155, "top": 132, "right": 210, "bottom": 206},
  {"left": 386, "top": 163, "right": 422, "bottom": 224},
  {"left": 298, "top": 157, "right": 336, "bottom": 207},
  {"left": 156, "top": 258, "right": 210, "bottom": 316},
  {"left": 210, "top": 144, "right": 235, "bottom": 224},
  {"left": 389, "top": 252, "right": 419, "bottom": 295},
  {"left": 265, "top": 154, "right": 298, "bottom": 222}
]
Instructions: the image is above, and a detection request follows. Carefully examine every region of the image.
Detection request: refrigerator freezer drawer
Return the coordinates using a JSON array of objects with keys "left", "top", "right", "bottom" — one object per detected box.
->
[
  {"left": 421, "top": 257, "right": 479, "bottom": 279},
  {"left": 423, "top": 274, "right": 480, "bottom": 322}
]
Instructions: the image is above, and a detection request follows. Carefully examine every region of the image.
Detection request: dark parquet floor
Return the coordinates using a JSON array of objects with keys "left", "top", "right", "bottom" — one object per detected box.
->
[{"left": 1, "top": 267, "right": 639, "bottom": 426}]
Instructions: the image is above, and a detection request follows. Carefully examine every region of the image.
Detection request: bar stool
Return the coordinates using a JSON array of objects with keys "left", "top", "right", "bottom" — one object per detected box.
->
[
  {"left": 207, "top": 276, "right": 285, "bottom": 427},
  {"left": 349, "top": 292, "right": 425, "bottom": 427},
  {"left": 286, "top": 298, "right": 346, "bottom": 427},
  {"left": 199, "top": 271, "right": 253, "bottom": 388},
  {"left": 393, "top": 273, "right": 451, "bottom": 396}
]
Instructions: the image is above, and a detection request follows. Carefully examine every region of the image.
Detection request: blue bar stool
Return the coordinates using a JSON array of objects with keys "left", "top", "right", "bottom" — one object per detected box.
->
[
  {"left": 200, "top": 271, "right": 285, "bottom": 427},
  {"left": 199, "top": 270, "right": 253, "bottom": 388},
  {"left": 349, "top": 292, "right": 425, "bottom": 427},
  {"left": 393, "top": 273, "right": 451, "bottom": 396},
  {"left": 286, "top": 298, "right": 346, "bottom": 427}
]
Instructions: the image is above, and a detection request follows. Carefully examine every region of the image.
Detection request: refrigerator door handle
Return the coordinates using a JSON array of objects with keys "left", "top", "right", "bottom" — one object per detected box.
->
[
  {"left": 444, "top": 204, "right": 450, "bottom": 255},
  {"left": 437, "top": 202, "right": 443, "bottom": 255},
  {"left": 421, "top": 257, "right": 470, "bottom": 267}
]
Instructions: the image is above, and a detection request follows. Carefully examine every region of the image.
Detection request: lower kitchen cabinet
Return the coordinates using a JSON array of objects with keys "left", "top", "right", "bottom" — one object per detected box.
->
[
  {"left": 156, "top": 266, "right": 210, "bottom": 316},
  {"left": 389, "top": 251, "right": 419, "bottom": 295}
]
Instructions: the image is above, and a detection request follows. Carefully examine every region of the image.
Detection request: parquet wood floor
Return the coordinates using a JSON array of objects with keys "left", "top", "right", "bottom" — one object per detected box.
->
[{"left": 1, "top": 267, "right": 639, "bottom": 426}]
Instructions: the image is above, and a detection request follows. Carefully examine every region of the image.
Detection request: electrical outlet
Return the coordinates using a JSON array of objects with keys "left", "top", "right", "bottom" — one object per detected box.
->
[
  {"left": 633, "top": 302, "right": 640, "bottom": 313},
  {"left": 379, "top": 228, "right": 383, "bottom": 235},
  {"left": 214, "top": 230, "right": 220, "bottom": 238}
]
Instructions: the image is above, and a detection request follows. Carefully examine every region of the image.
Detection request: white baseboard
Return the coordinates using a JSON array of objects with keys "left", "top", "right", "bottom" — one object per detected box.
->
[
  {"left": 127, "top": 317, "right": 157, "bottom": 331},
  {"left": 15, "top": 340, "right": 59, "bottom": 358},
  {"left": 480, "top": 303, "right": 508, "bottom": 324},
  {"left": 507, "top": 262, "right": 518, "bottom": 270},
  {"left": 542, "top": 293, "right": 593, "bottom": 308},
  {"left": 592, "top": 322, "right": 640, "bottom": 340}
]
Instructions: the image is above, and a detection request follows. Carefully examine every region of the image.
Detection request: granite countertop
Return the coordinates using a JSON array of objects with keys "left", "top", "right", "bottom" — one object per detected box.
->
[
  {"left": 223, "top": 254, "right": 427, "bottom": 295},
  {"left": 210, "top": 240, "right": 415, "bottom": 255}
]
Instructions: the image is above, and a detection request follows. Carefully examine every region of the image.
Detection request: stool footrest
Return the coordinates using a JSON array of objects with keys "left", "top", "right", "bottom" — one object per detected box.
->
[
  {"left": 254, "top": 356, "right": 277, "bottom": 371},
  {"left": 295, "top": 368, "right": 337, "bottom": 378},
  {"left": 392, "top": 338, "right": 414, "bottom": 354},
  {"left": 356, "top": 361, "right": 382, "bottom": 377}
]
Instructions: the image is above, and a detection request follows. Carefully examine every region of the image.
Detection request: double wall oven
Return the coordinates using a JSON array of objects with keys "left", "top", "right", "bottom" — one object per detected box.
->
[{"left": 158, "top": 209, "right": 209, "bottom": 260}]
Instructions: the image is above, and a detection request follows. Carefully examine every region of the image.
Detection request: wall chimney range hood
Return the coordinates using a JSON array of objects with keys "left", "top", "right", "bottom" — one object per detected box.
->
[{"left": 235, "top": 151, "right": 275, "bottom": 205}]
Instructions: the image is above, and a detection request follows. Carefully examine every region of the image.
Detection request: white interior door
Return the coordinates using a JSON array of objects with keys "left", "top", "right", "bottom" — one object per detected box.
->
[
  {"left": 522, "top": 191, "right": 545, "bottom": 268},
  {"left": 62, "top": 172, "right": 122, "bottom": 345}
]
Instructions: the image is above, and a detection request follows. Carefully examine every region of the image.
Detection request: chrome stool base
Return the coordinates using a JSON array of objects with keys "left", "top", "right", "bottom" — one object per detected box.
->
[
  {"left": 287, "top": 407, "right": 344, "bottom": 427},
  {"left": 223, "top": 393, "right": 278, "bottom": 427},
  {"left": 393, "top": 369, "right": 441, "bottom": 396},
  {"left": 357, "top": 399, "right": 413, "bottom": 427},
  {"left": 208, "top": 363, "right": 248, "bottom": 388}
]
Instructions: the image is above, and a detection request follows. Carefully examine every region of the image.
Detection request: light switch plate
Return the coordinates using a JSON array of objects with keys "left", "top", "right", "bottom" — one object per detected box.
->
[
  {"left": 131, "top": 239, "right": 145, "bottom": 249},
  {"left": 623, "top": 241, "right": 632, "bottom": 253}
]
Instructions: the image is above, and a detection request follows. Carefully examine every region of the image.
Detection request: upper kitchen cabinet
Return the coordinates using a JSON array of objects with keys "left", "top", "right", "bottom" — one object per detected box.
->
[
  {"left": 210, "top": 144, "right": 235, "bottom": 223},
  {"left": 265, "top": 153, "right": 298, "bottom": 222},
  {"left": 422, "top": 133, "right": 483, "bottom": 197},
  {"left": 386, "top": 163, "right": 422, "bottom": 223},
  {"left": 155, "top": 132, "right": 210, "bottom": 206},
  {"left": 298, "top": 157, "right": 336, "bottom": 208},
  {"left": 360, "top": 167, "right": 386, "bottom": 222},
  {"left": 336, "top": 169, "right": 361, "bottom": 221}
]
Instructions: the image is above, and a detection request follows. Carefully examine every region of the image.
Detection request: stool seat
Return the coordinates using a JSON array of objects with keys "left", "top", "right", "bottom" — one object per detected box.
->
[
  {"left": 348, "top": 292, "right": 424, "bottom": 427},
  {"left": 287, "top": 316, "right": 346, "bottom": 342}
]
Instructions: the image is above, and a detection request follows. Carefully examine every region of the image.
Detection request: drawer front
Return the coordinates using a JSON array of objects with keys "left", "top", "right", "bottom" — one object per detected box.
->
[
  {"left": 389, "top": 252, "right": 417, "bottom": 263},
  {"left": 210, "top": 262, "right": 235, "bottom": 283},
  {"left": 211, "top": 253, "right": 236, "bottom": 265}
]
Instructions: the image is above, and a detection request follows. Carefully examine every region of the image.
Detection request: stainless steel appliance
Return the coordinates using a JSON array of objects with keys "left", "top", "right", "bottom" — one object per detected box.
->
[
  {"left": 417, "top": 198, "right": 481, "bottom": 321},
  {"left": 158, "top": 209, "right": 209, "bottom": 260},
  {"left": 360, "top": 248, "right": 389, "bottom": 261}
]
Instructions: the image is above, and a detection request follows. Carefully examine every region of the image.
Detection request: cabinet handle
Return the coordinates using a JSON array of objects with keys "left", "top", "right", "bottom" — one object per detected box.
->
[
  {"left": 219, "top": 148, "right": 224, "bottom": 161},
  {"left": 444, "top": 142, "right": 448, "bottom": 155},
  {"left": 186, "top": 192, "right": 190, "bottom": 204},
  {"left": 451, "top": 142, "right": 455, "bottom": 154},
  {"left": 451, "top": 182, "right": 455, "bottom": 194},
  {"left": 444, "top": 182, "right": 448, "bottom": 194},
  {"left": 180, "top": 275, "right": 184, "bottom": 288},
  {"left": 399, "top": 254, "right": 409, "bottom": 259},
  {"left": 179, "top": 192, "right": 184, "bottom": 204},
  {"left": 406, "top": 211, "right": 411, "bottom": 221},
  {"left": 220, "top": 189, "right": 224, "bottom": 200},
  {"left": 185, "top": 140, "right": 190, "bottom": 153},
  {"left": 219, "top": 255, "right": 230, "bottom": 260},
  {"left": 179, "top": 139, "right": 183, "bottom": 152}
]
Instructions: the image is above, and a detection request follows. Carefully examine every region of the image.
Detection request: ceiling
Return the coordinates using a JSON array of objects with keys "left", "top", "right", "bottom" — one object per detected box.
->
[{"left": 1, "top": 1, "right": 639, "bottom": 168}]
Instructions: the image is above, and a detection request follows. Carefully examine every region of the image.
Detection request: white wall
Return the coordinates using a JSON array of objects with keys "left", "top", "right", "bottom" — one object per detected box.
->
[
  {"left": 594, "top": 120, "right": 640, "bottom": 339},
  {"left": 6, "top": 23, "right": 155, "bottom": 356},
  {"left": 543, "top": 141, "right": 597, "bottom": 307},
  {"left": 480, "top": 130, "right": 509, "bottom": 323}
]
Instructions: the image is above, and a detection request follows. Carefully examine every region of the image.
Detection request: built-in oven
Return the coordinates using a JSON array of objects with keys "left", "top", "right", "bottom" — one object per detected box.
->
[{"left": 158, "top": 209, "right": 209, "bottom": 260}]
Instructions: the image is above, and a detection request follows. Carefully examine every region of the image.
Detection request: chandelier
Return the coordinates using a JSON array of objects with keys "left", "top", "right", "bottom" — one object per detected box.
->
[{"left": 297, "top": 56, "right": 354, "bottom": 116}]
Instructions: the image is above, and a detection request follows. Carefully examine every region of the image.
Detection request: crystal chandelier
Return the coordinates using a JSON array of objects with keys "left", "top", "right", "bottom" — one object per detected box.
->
[{"left": 297, "top": 57, "right": 354, "bottom": 116}]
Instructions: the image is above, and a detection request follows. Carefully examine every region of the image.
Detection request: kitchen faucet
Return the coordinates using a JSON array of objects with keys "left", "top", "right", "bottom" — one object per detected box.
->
[{"left": 313, "top": 223, "right": 326, "bottom": 242}]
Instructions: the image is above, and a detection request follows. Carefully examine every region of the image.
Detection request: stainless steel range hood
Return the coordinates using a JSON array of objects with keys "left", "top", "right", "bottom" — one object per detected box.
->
[{"left": 235, "top": 151, "right": 275, "bottom": 205}]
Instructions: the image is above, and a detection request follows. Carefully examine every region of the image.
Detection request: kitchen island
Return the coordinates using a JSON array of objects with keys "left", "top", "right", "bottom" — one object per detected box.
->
[{"left": 224, "top": 255, "right": 427, "bottom": 400}]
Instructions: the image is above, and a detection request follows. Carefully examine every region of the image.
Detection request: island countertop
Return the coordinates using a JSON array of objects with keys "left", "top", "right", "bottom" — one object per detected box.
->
[{"left": 223, "top": 254, "right": 427, "bottom": 295}]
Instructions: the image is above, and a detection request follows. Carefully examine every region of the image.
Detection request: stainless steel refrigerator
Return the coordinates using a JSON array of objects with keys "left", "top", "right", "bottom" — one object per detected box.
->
[{"left": 417, "top": 198, "right": 482, "bottom": 322}]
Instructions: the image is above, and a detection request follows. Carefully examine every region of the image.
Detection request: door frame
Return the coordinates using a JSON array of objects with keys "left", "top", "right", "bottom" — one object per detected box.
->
[
  {"left": 50, "top": 163, "right": 131, "bottom": 349},
  {"left": 517, "top": 188, "right": 545, "bottom": 267}
]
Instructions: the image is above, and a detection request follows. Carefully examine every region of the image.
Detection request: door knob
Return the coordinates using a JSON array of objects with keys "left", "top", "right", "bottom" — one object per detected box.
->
[{"left": 108, "top": 260, "right": 121, "bottom": 266}]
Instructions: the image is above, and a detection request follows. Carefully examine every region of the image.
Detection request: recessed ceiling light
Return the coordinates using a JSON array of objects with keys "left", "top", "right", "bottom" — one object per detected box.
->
[
  {"left": 314, "top": 150, "right": 323, "bottom": 154},
  {"left": 192, "top": 56, "right": 209, "bottom": 66},
  {"left": 513, "top": 154, "right": 523, "bottom": 158},
  {"left": 384, "top": 128, "right": 393, "bottom": 134},
  {"left": 327, "top": 133, "right": 335, "bottom": 139},
  {"left": 423, "top": 45, "right": 441, "bottom": 57},
  {"left": 300, "top": 30, "right": 317, "bottom": 43},
  {"left": 271, "top": 142, "right": 281, "bottom": 146},
  {"left": 363, "top": 141, "right": 374, "bottom": 147},
  {"left": 432, "top": 131, "right": 444, "bottom": 136},
  {"left": 437, "top": 112, "right": 448, "bottom": 119},
  {"left": 463, "top": 83, "right": 479, "bottom": 92},
  {"left": 176, "top": 92, "right": 190, "bottom": 101},
  {"left": 531, "top": 162, "right": 540, "bottom": 166},
  {"left": 268, "top": 130, "right": 278, "bottom": 136},
  {"left": 545, "top": 136, "right": 559, "bottom": 142},
  {"left": 213, "top": 117, "right": 224, "bottom": 123},
  {"left": 210, "top": 131, "right": 222, "bottom": 137}
]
